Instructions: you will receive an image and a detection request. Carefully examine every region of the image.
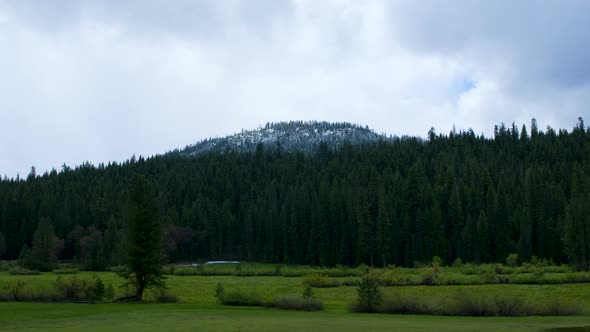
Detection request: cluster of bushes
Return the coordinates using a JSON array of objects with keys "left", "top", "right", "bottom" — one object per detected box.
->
[
  {"left": 167, "top": 264, "right": 362, "bottom": 278},
  {"left": 356, "top": 291, "right": 583, "bottom": 317},
  {"left": 302, "top": 274, "right": 341, "bottom": 288},
  {"left": 214, "top": 283, "right": 324, "bottom": 311},
  {"left": 0, "top": 275, "right": 115, "bottom": 302},
  {"left": 350, "top": 271, "right": 583, "bottom": 317},
  {"left": 52, "top": 268, "right": 80, "bottom": 275},
  {"left": 8, "top": 267, "right": 41, "bottom": 275}
]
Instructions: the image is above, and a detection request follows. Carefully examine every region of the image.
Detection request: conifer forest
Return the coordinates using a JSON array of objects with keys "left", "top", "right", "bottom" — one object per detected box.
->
[{"left": 1, "top": 118, "right": 589, "bottom": 271}]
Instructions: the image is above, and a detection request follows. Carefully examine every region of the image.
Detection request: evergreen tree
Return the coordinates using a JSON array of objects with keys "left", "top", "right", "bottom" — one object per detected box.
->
[
  {"left": 0, "top": 231, "right": 6, "bottom": 259},
  {"left": 376, "top": 187, "right": 392, "bottom": 267},
  {"left": 564, "top": 165, "right": 590, "bottom": 270},
  {"left": 119, "top": 175, "right": 165, "bottom": 301},
  {"left": 476, "top": 211, "right": 491, "bottom": 263},
  {"left": 28, "top": 217, "right": 61, "bottom": 271}
]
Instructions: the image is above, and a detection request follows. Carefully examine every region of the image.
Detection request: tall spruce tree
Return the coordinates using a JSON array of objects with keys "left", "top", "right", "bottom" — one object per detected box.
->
[
  {"left": 28, "top": 217, "right": 60, "bottom": 271},
  {"left": 119, "top": 175, "right": 165, "bottom": 301}
]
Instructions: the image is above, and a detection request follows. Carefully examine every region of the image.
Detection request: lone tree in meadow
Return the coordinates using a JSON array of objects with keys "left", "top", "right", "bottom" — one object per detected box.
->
[{"left": 119, "top": 175, "right": 165, "bottom": 301}]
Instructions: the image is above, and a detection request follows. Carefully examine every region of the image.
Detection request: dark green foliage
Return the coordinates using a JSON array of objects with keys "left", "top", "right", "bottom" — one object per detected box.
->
[
  {"left": 302, "top": 274, "right": 341, "bottom": 288},
  {"left": 8, "top": 267, "right": 40, "bottom": 275},
  {"left": 217, "top": 289, "right": 265, "bottom": 307},
  {"left": 0, "top": 118, "right": 588, "bottom": 269},
  {"left": 51, "top": 268, "right": 79, "bottom": 274},
  {"left": 352, "top": 289, "right": 583, "bottom": 316},
  {"left": 0, "top": 232, "right": 6, "bottom": 258},
  {"left": 353, "top": 270, "right": 382, "bottom": 313},
  {"left": 118, "top": 175, "right": 166, "bottom": 301},
  {"left": 271, "top": 295, "right": 324, "bottom": 311},
  {"left": 215, "top": 283, "right": 224, "bottom": 303},
  {"left": 302, "top": 285, "right": 314, "bottom": 299},
  {"left": 54, "top": 275, "right": 108, "bottom": 302},
  {"left": 26, "top": 217, "right": 61, "bottom": 271}
]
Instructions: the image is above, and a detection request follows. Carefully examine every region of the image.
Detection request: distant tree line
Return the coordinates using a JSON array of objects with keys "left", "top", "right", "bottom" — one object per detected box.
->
[{"left": 0, "top": 118, "right": 589, "bottom": 270}]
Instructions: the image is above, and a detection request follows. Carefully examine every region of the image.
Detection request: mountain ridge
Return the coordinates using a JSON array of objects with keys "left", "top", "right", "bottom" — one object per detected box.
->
[{"left": 180, "top": 121, "right": 389, "bottom": 155}]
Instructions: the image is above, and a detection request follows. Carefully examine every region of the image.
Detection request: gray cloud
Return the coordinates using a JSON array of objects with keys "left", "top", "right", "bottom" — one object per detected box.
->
[{"left": 0, "top": 0, "right": 588, "bottom": 177}]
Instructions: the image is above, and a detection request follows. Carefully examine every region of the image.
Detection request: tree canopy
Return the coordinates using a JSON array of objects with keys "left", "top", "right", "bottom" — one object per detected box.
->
[{"left": 0, "top": 118, "right": 589, "bottom": 269}]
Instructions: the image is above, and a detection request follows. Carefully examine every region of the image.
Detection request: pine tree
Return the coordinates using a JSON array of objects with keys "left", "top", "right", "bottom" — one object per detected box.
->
[
  {"left": 476, "top": 211, "right": 491, "bottom": 263},
  {"left": 0, "top": 231, "right": 6, "bottom": 259},
  {"left": 376, "top": 187, "right": 392, "bottom": 267},
  {"left": 564, "top": 165, "right": 590, "bottom": 270},
  {"left": 119, "top": 175, "right": 166, "bottom": 301},
  {"left": 28, "top": 217, "right": 60, "bottom": 271}
]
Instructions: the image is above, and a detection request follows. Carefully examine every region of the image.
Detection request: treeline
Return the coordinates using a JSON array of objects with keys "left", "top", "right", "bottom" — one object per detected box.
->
[{"left": 0, "top": 118, "right": 589, "bottom": 270}]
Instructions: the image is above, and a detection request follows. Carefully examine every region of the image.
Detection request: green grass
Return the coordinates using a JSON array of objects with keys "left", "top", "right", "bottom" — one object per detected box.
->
[
  {"left": 1, "top": 303, "right": 590, "bottom": 332},
  {"left": 2, "top": 270, "right": 590, "bottom": 331}
]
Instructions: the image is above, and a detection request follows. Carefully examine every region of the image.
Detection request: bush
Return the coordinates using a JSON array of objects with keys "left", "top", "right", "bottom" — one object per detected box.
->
[
  {"left": 156, "top": 293, "right": 179, "bottom": 303},
  {"left": 105, "top": 284, "right": 115, "bottom": 301},
  {"left": 432, "top": 256, "right": 444, "bottom": 268},
  {"left": 378, "top": 293, "right": 431, "bottom": 315},
  {"left": 215, "top": 283, "right": 224, "bottom": 303},
  {"left": 218, "top": 289, "right": 265, "bottom": 307},
  {"left": 173, "top": 268, "right": 199, "bottom": 276},
  {"left": 505, "top": 253, "right": 519, "bottom": 268},
  {"left": 445, "top": 290, "right": 495, "bottom": 316},
  {"left": 55, "top": 275, "right": 108, "bottom": 302},
  {"left": 534, "top": 300, "right": 583, "bottom": 316},
  {"left": 341, "top": 278, "right": 359, "bottom": 287},
  {"left": 9, "top": 267, "right": 41, "bottom": 275},
  {"left": 52, "top": 268, "right": 79, "bottom": 275},
  {"left": 493, "top": 295, "right": 528, "bottom": 316},
  {"left": 564, "top": 272, "right": 590, "bottom": 284},
  {"left": 109, "top": 265, "right": 129, "bottom": 273},
  {"left": 302, "top": 285, "right": 314, "bottom": 299},
  {"left": 302, "top": 274, "right": 340, "bottom": 288},
  {"left": 420, "top": 268, "right": 439, "bottom": 285},
  {"left": 352, "top": 270, "right": 382, "bottom": 313},
  {"left": 271, "top": 295, "right": 324, "bottom": 311}
]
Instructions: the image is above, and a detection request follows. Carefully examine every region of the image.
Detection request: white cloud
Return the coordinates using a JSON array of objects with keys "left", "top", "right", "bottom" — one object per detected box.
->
[{"left": 0, "top": 0, "right": 588, "bottom": 177}]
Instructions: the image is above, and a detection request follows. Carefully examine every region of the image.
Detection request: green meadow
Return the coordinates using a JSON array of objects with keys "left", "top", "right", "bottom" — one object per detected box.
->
[{"left": 1, "top": 265, "right": 590, "bottom": 331}]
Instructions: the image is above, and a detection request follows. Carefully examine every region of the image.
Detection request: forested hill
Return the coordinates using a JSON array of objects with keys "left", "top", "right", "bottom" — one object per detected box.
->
[
  {"left": 1, "top": 118, "right": 589, "bottom": 271},
  {"left": 179, "top": 121, "right": 385, "bottom": 155}
]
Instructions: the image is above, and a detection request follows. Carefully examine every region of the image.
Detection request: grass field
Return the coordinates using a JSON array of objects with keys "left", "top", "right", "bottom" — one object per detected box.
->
[{"left": 2, "top": 268, "right": 590, "bottom": 331}]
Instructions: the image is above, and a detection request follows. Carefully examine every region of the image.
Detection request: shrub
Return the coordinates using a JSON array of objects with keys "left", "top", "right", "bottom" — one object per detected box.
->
[
  {"left": 109, "top": 265, "right": 129, "bottom": 273},
  {"left": 506, "top": 253, "right": 519, "bottom": 268},
  {"left": 445, "top": 290, "right": 495, "bottom": 316},
  {"left": 9, "top": 267, "right": 41, "bottom": 275},
  {"left": 215, "top": 283, "right": 225, "bottom": 303},
  {"left": 90, "top": 276, "right": 106, "bottom": 302},
  {"left": 492, "top": 295, "right": 528, "bottom": 316},
  {"left": 432, "top": 256, "right": 443, "bottom": 268},
  {"left": 54, "top": 275, "right": 108, "bottom": 302},
  {"left": 55, "top": 276, "right": 86, "bottom": 301},
  {"left": 352, "top": 270, "right": 382, "bottom": 313},
  {"left": 534, "top": 300, "right": 583, "bottom": 316},
  {"left": 378, "top": 293, "right": 431, "bottom": 315},
  {"left": 302, "top": 274, "right": 340, "bottom": 288},
  {"left": 420, "top": 268, "right": 439, "bottom": 285},
  {"left": 105, "top": 284, "right": 115, "bottom": 301},
  {"left": 302, "top": 285, "right": 314, "bottom": 299},
  {"left": 219, "top": 289, "right": 265, "bottom": 307},
  {"left": 564, "top": 272, "right": 590, "bottom": 284},
  {"left": 52, "top": 268, "right": 79, "bottom": 275},
  {"left": 271, "top": 295, "right": 324, "bottom": 311},
  {"left": 156, "top": 293, "right": 179, "bottom": 303},
  {"left": 452, "top": 258, "right": 463, "bottom": 268},
  {"left": 3, "top": 280, "right": 26, "bottom": 301},
  {"left": 341, "top": 278, "right": 359, "bottom": 287},
  {"left": 173, "top": 267, "right": 199, "bottom": 276}
]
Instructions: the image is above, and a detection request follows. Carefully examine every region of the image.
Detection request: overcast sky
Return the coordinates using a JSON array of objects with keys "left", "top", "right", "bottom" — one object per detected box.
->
[{"left": 1, "top": 0, "right": 589, "bottom": 177}]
